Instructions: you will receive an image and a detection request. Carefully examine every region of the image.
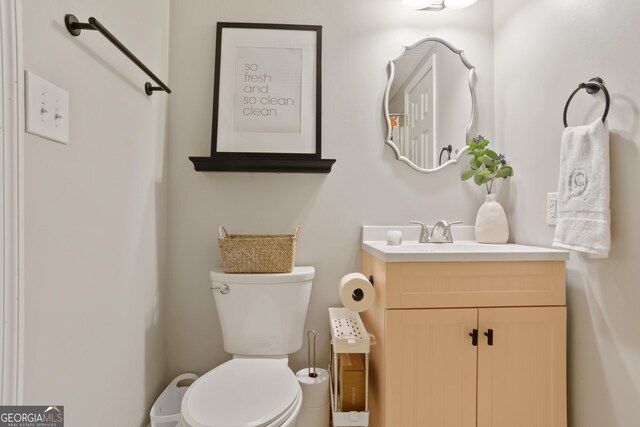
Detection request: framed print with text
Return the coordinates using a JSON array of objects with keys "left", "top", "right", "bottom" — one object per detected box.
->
[{"left": 211, "top": 22, "right": 322, "bottom": 160}]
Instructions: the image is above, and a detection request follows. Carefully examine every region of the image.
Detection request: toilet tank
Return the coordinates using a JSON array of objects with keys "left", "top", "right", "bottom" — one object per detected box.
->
[{"left": 210, "top": 267, "right": 314, "bottom": 356}]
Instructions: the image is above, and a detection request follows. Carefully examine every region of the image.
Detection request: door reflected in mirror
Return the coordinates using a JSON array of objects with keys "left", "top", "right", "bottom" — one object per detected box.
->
[{"left": 384, "top": 36, "right": 476, "bottom": 173}]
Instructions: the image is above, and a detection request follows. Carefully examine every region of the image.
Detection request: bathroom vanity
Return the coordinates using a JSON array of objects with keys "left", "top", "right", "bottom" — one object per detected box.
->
[{"left": 360, "top": 227, "right": 569, "bottom": 427}]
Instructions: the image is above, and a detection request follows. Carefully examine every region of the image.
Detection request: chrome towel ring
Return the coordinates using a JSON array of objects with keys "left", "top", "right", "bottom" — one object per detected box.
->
[{"left": 563, "top": 77, "right": 610, "bottom": 128}]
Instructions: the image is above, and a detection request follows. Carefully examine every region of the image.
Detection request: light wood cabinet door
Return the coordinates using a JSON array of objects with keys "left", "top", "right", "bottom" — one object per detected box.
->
[
  {"left": 477, "top": 307, "right": 567, "bottom": 427},
  {"left": 386, "top": 309, "right": 478, "bottom": 427}
]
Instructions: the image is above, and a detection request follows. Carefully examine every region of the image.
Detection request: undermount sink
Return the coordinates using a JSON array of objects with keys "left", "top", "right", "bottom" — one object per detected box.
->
[
  {"left": 361, "top": 226, "right": 569, "bottom": 263},
  {"left": 393, "top": 242, "right": 510, "bottom": 252}
]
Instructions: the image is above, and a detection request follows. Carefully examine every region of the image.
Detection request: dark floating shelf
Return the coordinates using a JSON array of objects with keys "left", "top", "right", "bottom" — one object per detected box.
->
[{"left": 189, "top": 156, "right": 336, "bottom": 173}]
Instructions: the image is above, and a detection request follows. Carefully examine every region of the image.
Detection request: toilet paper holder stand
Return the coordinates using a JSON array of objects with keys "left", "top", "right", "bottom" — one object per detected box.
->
[{"left": 307, "top": 330, "right": 318, "bottom": 378}]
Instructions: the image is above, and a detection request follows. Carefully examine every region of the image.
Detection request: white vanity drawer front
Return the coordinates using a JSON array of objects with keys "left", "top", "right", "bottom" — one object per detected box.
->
[{"left": 384, "top": 261, "right": 566, "bottom": 309}]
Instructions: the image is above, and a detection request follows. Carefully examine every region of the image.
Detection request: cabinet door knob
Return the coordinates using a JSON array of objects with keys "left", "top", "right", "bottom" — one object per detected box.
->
[
  {"left": 469, "top": 329, "right": 478, "bottom": 346},
  {"left": 484, "top": 329, "right": 494, "bottom": 346}
]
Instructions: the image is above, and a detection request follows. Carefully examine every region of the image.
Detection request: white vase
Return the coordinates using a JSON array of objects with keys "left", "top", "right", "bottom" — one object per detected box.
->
[{"left": 475, "top": 194, "right": 509, "bottom": 243}]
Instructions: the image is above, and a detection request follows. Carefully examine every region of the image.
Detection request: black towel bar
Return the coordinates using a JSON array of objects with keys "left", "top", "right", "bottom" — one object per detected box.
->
[
  {"left": 563, "top": 77, "right": 609, "bottom": 128},
  {"left": 64, "top": 14, "right": 171, "bottom": 96}
]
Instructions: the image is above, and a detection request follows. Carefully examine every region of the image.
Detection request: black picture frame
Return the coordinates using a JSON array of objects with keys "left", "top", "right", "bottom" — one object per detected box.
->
[{"left": 190, "top": 22, "right": 335, "bottom": 173}]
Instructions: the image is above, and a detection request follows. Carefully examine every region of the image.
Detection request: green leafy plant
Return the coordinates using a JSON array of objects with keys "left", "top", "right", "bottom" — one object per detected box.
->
[{"left": 461, "top": 136, "right": 513, "bottom": 194}]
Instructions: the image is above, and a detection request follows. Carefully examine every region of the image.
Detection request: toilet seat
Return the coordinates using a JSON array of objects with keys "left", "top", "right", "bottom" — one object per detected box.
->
[{"left": 181, "top": 358, "right": 300, "bottom": 427}]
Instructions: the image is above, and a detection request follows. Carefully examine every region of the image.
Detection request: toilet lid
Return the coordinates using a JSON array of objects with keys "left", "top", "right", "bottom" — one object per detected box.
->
[
  {"left": 182, "top": 359, "right": 300, "bottom": 427},
  {"left": 210, "top": 266, "right": 315, "bottom": 284}
]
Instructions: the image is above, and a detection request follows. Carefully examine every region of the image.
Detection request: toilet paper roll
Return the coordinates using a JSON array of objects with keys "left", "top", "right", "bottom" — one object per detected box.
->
[
  {"left": 339, "top": 272, "right": 376, "bottom": 312},
  {"left": 295, "top": 400, "right": 330, "bottom": 427},
  {"left": 296, "top": 368, "right": 330, "bottom": 407}
]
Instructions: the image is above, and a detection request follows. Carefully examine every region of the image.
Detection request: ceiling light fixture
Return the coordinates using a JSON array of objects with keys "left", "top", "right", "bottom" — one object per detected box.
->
[
  {"left": 444, "top": 0, "right": 478, "bottom": 9},
  {"left": 402, "top": 0, "right": 444, "bottom": 11},
  {"left": 402, "top": 0, "right": 478, "bottom": 11}
]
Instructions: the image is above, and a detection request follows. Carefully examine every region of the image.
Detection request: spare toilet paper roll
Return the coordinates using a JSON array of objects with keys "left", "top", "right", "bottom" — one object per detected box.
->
[
  {"left": 296, "top": 368, "right": 330, "bottom": 407},
  {"left": 339, "top": 272, "right": 376, "bottom": 312},
  {"left": 296, "top": 400, "right": 330, "bottom": 427}
]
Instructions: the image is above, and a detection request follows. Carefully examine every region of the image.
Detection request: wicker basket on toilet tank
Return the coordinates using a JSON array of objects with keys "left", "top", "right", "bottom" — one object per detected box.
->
[{"left": 218, "top": 226, "right": 299, "bottom": 273}]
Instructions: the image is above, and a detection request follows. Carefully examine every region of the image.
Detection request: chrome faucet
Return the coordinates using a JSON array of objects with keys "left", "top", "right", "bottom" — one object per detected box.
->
[
  {"left": 410, "top": 221, "right": 431, "bottom": 243},
  {"left": 409, "top": 220, "right": 463, "bottom": 243},
  {"left": 430, "top": 220, "right": 463, "bottom": 243}
]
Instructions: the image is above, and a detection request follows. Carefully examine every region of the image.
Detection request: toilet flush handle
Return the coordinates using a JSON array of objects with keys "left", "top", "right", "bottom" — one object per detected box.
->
[{"left": 210, "top": 284, "right": 230, "bottom": 295}]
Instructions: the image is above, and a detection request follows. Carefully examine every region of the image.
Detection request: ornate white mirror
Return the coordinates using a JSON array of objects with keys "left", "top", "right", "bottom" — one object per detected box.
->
[{"left": 384, "top": 36, "right": 476, "bottom": 173}]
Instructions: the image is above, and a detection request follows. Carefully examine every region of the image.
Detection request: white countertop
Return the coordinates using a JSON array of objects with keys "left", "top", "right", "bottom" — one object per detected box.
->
[{"left": 362, "top": 226, "right": 569, "bottom": 263}]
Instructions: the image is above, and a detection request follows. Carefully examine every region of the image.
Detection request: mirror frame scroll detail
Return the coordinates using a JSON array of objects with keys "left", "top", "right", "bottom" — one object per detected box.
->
[{"left": 384, "top": 36, "right": 477, "bottom": 173}]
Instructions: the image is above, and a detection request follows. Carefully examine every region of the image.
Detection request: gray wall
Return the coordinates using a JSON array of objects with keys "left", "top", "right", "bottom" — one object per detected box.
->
[
  {"left": 166, "top": 0, "right": 495, "bottom": 377},
  {"left": 22, "top": 1, "right": 169, "bottom": 425},
  {"left": 494, "top": 0, "right": 640, "bottom": 425}
]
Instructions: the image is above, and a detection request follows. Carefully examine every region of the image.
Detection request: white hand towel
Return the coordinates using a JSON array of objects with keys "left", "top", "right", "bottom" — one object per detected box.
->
[{"left": 553, "top": 118, "right": 610, "bottom": 258}]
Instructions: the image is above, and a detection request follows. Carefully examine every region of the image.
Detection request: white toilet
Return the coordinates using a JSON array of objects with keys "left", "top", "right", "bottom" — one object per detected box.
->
[{"left": 181, "top": 266, "right": 315, "bottom": 427}]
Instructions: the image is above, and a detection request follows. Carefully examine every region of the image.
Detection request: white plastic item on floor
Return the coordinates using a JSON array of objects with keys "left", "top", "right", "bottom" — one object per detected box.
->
[
  {"left": 296, "top": 367, "right": 330, "bottom": 427},
  {"left": 150, "top": 373, "right": 199, "bottom": 427},
  {"left": 296, "top": 401, "right": 330, "bottom": 427}
]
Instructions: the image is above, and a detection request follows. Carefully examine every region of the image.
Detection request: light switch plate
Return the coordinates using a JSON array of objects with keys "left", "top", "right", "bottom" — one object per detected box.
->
[
  {"left": 547, "top": 192, "right": 558, "bottom": 226},
  {"left": 25, "top": 71, "right": 69, "bottom": 144}
]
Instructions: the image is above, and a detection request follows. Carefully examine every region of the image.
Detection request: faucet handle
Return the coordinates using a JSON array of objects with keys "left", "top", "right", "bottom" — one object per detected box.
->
[
  {"left": 445, "top": 221, "right": 463, "bottom": 240},
  {"left": 409, "top": 221, "right": 429, "bottom": 243}
]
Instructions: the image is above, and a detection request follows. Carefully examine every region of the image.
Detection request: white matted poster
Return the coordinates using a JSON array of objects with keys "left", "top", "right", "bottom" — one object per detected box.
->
[
  {"left": 212, "top": 23, "right": 321, "bottom": 155},
  {"left": 233, "top": 47, "right": 302, "bottom": 134}
]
